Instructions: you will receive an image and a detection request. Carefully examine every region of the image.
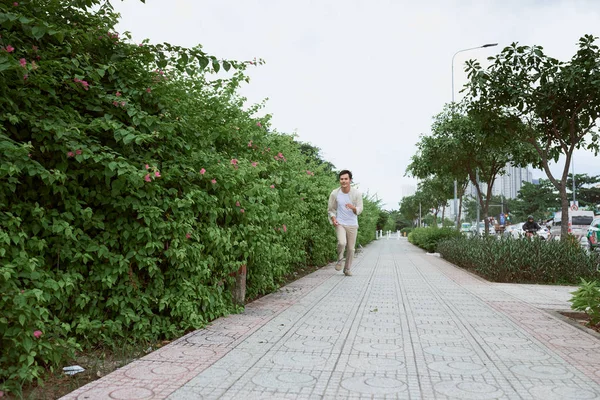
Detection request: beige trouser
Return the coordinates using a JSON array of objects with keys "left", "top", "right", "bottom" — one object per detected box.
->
[{"left": 335, "top": 224, "right": 358, "bottom": 271}]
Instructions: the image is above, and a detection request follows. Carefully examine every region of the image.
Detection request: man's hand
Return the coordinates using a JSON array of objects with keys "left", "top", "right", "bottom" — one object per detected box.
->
[
  {"left": 345, "top": 203, "right": 357, "bottom": 214},
  {"left": 331, "top": 216, "right": 340, "bottom": 226}
]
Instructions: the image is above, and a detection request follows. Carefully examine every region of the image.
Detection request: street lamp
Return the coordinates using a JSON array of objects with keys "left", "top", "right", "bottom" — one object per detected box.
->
[{"left": 451, "top": 43, "right": 498, "bottom": 229}]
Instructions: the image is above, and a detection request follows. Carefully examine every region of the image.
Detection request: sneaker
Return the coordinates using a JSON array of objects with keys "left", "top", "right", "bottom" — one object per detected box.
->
[
  {"left": 343, "top": 269, "right": 352, "bottom": 276},
  {"left": 335, "top": 262, "right": 343, "bottom": 271}
]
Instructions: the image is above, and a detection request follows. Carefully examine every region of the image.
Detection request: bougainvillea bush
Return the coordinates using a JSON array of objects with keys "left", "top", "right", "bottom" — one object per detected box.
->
[{"left": 0, "top": 0, "right": 380, "bottom": 393}]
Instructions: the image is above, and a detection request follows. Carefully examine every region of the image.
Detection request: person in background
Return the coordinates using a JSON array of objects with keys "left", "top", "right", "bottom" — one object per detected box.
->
[
  {"left": 327, "top": 170, "right": 363, "bottom": 276},
  {"left": 522, "top": 215, "right": 541, "bottom": 237}
]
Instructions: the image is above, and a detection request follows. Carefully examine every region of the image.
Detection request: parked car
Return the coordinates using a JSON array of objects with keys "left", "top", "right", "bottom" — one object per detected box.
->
[
  {"left": 504, "top": 223, "right": 523, "bottom": 238},
  {"left": 550, "top": 210, "right": 595, "bottom": 240},
  {"left": 460, "top": 222, "right": 472, "bottom": 235},
  {"left": 582, "top": 216, "right": 600, "bottom": 252},
  {"left": 471, "top": 221, "right": 496, "bottom": 236}
]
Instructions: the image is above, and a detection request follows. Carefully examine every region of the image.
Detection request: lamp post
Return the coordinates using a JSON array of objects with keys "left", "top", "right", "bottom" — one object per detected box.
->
[{"left": 451, "top": 43, "right": 498, "bottom": 229}]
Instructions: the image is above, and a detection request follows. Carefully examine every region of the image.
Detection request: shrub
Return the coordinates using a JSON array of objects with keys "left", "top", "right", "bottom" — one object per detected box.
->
[
  {"left": 407, "top": 227, "right": 461, "bottom": 253},
  {"left": 400, "top": 227, "right": 413, "bottom": 235},
  {"left": 570, "top": 279, "right": 600, "bottom": 326},
  {"left": 437, "top": 236, "right": 600, "bottom": 284}
]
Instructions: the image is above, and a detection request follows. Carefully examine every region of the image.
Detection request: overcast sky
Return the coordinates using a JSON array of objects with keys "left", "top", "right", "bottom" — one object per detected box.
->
[{"left": 111, "top": 0, "right": 600, "bottom": 209}]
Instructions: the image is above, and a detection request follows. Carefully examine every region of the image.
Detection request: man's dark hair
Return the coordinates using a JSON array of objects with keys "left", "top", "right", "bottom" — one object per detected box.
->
[{"left": 339, "top": 170, "right": 352, "bottom": 180}]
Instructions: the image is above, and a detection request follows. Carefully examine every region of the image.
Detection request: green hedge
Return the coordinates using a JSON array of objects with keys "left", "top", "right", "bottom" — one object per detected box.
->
[
  {"left": 400, "top": 227, "right": 413, "bottom": 235},
  {"left": 0, "top": 1, "right": 380, "bottom": 394},
  {"left": 437, "top": 236, "right": 600, "bottom": 284},
  {"left": 407, "top": 227, "right": 461, "bottom": 253}
]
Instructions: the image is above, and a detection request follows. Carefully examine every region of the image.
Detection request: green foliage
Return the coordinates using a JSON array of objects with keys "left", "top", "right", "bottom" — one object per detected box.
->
[
  {"left": 437, "top": 237, "right": 600, "bottom": 284},
  {"left": 510, "top": 180, "right": 557, "bottom": 222},
  {"left": 0, "top": 1, "right": 381, "bottom": 394},
  {"left": 570, "top": 279, "right": 600, "bottom": 326},
  {"left": 407, "top": 227, "right": 461, "bottom": 253},
  {"left": 400, "top": 227, "right": 413, "bottom": 235},
  {"left": 567, "top": 173, "right": 600, "bottom": 208},
  {"left": 357, "top": 194, "right": 380, "bottom": 247}
]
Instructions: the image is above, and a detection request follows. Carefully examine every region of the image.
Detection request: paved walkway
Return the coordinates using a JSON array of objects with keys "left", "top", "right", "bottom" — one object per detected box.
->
[{"left": 63, "top": 238, "right": 600, "bottom": 399}]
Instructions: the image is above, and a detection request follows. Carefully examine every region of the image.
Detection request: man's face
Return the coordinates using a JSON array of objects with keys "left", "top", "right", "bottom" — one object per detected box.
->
[{"left": 339, "top": 173, "right": 351, "bottom": 188}]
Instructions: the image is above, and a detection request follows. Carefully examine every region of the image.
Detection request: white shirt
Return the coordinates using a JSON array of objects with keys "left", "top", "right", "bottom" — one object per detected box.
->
[{"left": 336, "top": 191, "right": 358, "bottom": 226}]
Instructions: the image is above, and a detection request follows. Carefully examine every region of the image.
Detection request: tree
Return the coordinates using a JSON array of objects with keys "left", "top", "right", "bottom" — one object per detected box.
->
[
  {"left": 406, "top": 108, "right": 470, "bottom": 226},
  {"left": 465, "top": 35, "right": 600, "bottom": 239},
  {"left": 399, "top": 194, "right": 423, "bottom": 227},
  {"left": 408, "top": 105, "right": 535, "bottom": 234},
  {"left": 417, "top": 175, "right": 454, "bottom": 226},
  {"left": 567, "top": 173, "right": 600, "bottom": 208},
  {"left": 509, "top": 180, "right": 558, "bottom": 222}
]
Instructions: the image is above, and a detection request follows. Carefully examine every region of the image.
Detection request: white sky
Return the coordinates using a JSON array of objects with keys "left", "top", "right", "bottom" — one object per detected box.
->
[{"left": 111, "top": 0, "right": 600, "bottom": 209}]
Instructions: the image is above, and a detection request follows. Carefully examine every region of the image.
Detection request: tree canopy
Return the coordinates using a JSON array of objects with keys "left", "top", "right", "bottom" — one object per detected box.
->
[{"left": 465, "top": 35, "right": 600, "bottom": 238}]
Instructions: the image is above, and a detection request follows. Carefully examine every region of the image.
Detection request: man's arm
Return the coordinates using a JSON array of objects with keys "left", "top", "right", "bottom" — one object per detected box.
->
[
  {"left": 354, "top": 190, "right": 363, "bottom": 215},
  {"left": 327, "top": 190, "right": 338, "bottom": 225}
]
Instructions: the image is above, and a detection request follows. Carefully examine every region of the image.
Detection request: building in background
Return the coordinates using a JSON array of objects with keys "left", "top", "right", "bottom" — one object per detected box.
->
[
  {"left": 464, "top": 164, "right": 533, "bottom": 200},
  {"left": 400, "top": 184, "right": 416, "bottom": 198}
]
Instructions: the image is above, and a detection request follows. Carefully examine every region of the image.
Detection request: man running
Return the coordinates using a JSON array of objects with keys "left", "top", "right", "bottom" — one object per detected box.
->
[{"left": 327, "top": 170, "right": 363, "bottom": 276}]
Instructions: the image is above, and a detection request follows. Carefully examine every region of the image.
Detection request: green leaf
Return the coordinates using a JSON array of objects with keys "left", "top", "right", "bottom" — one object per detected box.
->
[
  {"left": 198, "top": 56, "right": 209, "bottom": 70},
  {"left": 31, "top": 25, "right": 47, "bottom": 40}
]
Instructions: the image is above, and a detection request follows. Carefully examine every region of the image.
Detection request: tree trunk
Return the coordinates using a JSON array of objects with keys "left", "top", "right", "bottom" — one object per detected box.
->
[{"left": 559, "top": 184, "right": 570, "bottom": 240}]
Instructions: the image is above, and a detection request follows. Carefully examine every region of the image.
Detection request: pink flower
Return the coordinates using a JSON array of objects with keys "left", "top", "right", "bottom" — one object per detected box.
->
[
  {"left": 248, "top": 141, "right": 253, "bottom": 147},
  {"left": 186, "top": 233, "right": 191, "bottom": 239},
  {"left": 120, "top": 101, "right": 126, "bottom": 106},
  {"left": 0, "top": 389, "right": 4, "bottom": 397},
  {"left": 67, "top": 151, "right": 74, "bottom": 158},
  {"left": 113, "top": 101, "right": 119, "bottom": 106},
  {"left": 23, "top": 74, "right": 28, "bottom": 81},
  {"left": 236, "top": 201, "right": 241, "bottom": 207},
  {"left": 145, "top": 164, "right": 150, "bottom": 170},
  {"left": 146, "top": 87, "right": 151, "bottom": 93},
  {"left": 277, "top": 152, "right": 284, "bottom": 159},
  {"left": 240, "top": 209, "right": 245, "bottom": 213},
  {"left": 154, "top": 171, "right": 161, "bottom": 178},
  {"left": 5, "top": 45, "right": 14, "bottom": 53},
  {"left": 230, "top": 158, "right": 238, "bottom": 166},
  {"left": 306, "top": 170, "right": 312, "bottom": 175},
  {"left": 13, "top": 2, "right": 18, "bottom": 5},
  {"left": 144, "top": 174, "right": 151, "bottom": 182},
  {"left": 116, "top": 91, "right": 121, "bottom": 97},
  {"left": 19, "top": 58, "right": 26, "bottom": 67},
  {"left": 251, "top": 162, "right": 257, "bottom": 167},
  {"left": 33, "top": 330, "right": 42, "bottom": 338},
  {"left": 270, "top": 184, "right": 275, "bottom": 189},
  {"left": 274, "top": 156, "right": 279, "bottom": 160},
  {"left": 200, "top": 168, "right": 206, "bottom": 175},
  {"left": 138, "top": 43, "right": 144, "bottom": 47},
  {"left": 75, "top": 149, "right": 82, "bottom": 155},
  {"left": 256, "top": 122, "right": 262, "bottom": 128},
  {"left": 211, "top": 179, "right": 217, "bottom": 184},
  {"left": 283, "top": 224, "right": 287, "bottom": 232}
]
